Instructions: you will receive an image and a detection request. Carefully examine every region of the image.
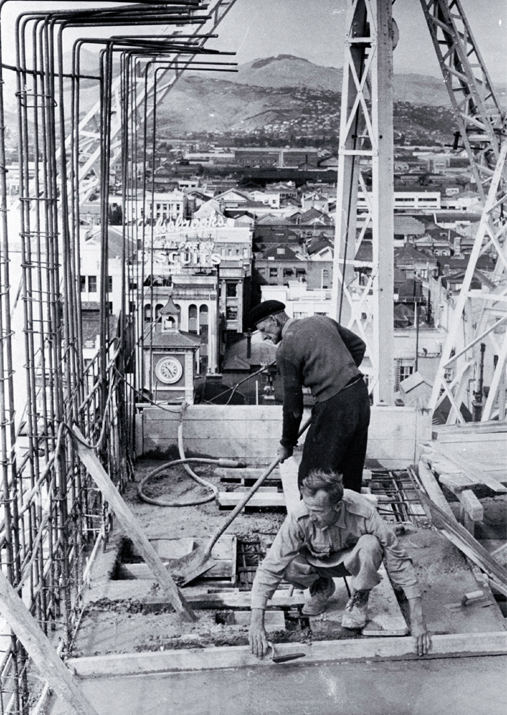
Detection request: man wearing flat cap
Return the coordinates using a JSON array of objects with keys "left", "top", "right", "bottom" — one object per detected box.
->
[{"left": 249, "top": 300, "right": 369, "bottom": 493}]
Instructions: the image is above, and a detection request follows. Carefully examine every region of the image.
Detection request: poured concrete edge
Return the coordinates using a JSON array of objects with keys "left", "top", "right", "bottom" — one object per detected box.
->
[{"left": 68, "top": 631, "right": 507, "bottom": 678}]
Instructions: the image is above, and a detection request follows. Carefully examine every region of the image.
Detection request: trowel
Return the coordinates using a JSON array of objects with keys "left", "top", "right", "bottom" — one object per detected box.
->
[
  {"left": 167, "top": 417, "right": 312, "bottom": 586},
  {"left": 268, "top": 642, "right": 306, "bottom": 664}
]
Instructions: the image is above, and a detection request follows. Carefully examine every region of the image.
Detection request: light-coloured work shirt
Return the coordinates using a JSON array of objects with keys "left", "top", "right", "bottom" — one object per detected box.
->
[{"left": 251, "top": 490, "right": 421, "bottom": 609}]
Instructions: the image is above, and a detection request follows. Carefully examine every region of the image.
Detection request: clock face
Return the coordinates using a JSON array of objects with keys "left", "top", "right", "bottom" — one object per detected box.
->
[{"left": 155, "top": 356, "right": 183, "bottom": 384}]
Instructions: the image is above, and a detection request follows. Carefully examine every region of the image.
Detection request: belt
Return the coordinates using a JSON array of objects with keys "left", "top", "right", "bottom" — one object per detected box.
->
[{"left": 342, "top": 374, "right": 364, "bottom": 391}]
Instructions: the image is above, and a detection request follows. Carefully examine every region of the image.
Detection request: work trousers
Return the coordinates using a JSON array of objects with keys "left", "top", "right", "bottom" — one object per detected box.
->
[
  {"left": 298, "top": 377, "right": 370, "bottom": 493},
  {"left": 284, "top": 534, "right": 383, "bottom": 593}
]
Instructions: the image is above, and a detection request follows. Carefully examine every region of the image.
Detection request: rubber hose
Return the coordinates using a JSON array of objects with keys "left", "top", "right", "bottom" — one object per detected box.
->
[
  {"left": 137, "top": 405, "right": 247, "bottom": 507},
  {"left": 137, "top": 457, "right": 224, "bottom": 507}
]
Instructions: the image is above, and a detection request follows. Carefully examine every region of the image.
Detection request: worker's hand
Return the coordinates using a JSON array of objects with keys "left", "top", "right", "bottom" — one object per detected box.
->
[
  {"left": 412, "top": 624, "right": 432, "bottom": 657},
  {"left": 277, "top": 445, "right": 293, "bottom": 463},
  {"left": 408, "top": 596, "right": 432, "bottom": 656},
  {"left": 249, "top": 609, "right": 270, "bottom": 658}
]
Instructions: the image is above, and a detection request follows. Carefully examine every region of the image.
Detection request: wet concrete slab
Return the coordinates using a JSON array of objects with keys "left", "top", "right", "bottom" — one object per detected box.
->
[{"left": 49, "top": 655, "right": 507, "bottom": 715}]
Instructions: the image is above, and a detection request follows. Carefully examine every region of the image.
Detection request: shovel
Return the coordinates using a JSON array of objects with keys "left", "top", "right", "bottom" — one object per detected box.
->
[{"left": 167, "top": 416, "right": 312, "bottom": 586}]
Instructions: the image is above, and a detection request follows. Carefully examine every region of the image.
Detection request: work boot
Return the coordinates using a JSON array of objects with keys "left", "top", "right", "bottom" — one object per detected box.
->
[
  {"left": 302, "top": 576, "right": 335, "bottom": 616},
  {"left": 341, "top": 589, "right": 370, "bottom": 629}
]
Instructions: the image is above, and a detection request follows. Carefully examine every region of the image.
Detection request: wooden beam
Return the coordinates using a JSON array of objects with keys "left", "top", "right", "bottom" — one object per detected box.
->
[
  {"left": 416, "top": 489, "right": 507, "bottom": 597},
  {"left": 429, "top": 444, "right": 507, "bottom": 493},
  {"left": 279, "top": 457, "right": 302, "bottom": 514},
  {"left": 439, "top": 472, "right": 477, "bottom": 493},
  {"left": 458, "top": 490, "right": 484, "bottom": 522},
  {"left": 0, "top": 572, "right": 99, "bottom": 715},
  {"left": 118, "top": 560, "right": 232, "bottom": 581},
  {"left": 71, "top": 427, "right": 197, "bottom": 622},
  {"left": 217, "top": 492, "right": 286, "bottom": 508},
  {"left": 145, "top": 588, "right": 307, "bottom": 610},
  {"left": 68, "top": 631, "right": 507, "bottom": 678},
  {"left": 417, "top": 460, "right": 455, "bottom": 519}
]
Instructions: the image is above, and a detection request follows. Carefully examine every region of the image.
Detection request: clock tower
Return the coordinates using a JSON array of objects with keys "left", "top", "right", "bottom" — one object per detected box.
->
[{"left": 144, "top": 295, "right": 200, "bottom": 404}]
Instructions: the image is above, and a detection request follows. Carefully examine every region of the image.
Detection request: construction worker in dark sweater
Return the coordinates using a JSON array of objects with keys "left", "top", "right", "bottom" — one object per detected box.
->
[{"left": 250, "top": 300, "right": 369, "bottom": 493}]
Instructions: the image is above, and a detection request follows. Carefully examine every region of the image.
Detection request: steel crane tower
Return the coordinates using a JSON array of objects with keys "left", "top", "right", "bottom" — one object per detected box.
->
[
  {"left": 333, "top": 0, "right": 506, "bottom": 421},
  {"left": 421, "top": 0, "right": 507, "bottom": 423}
]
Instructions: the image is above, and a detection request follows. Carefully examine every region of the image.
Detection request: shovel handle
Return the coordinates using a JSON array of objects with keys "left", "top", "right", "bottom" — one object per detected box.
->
[{"left": 203, "top": 416, "right": 312, "bottom": 557}]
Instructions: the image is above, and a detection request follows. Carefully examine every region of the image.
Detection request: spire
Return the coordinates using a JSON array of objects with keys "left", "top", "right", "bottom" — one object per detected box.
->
[{"left": 160, "top": 294, "right": 181, "bottom": 332}]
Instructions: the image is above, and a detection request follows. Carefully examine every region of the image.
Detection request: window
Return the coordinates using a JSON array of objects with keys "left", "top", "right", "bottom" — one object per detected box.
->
[
  {"left": 199, "top": 306, "right": 209, "bottom": 346},
  {"left": 107, "top": 276, "right": 113, "bottom": 293},
  {"left": 395, "top": 359, "right": 415, "bottom": 390},
  {"left": 80, "top": 276, "right": 86, "bottom": 292},
  {"left": 283, "top": 268, "right": 294, "bottom": 278},
  {"left": 189, "top": 304, "right": 198, "bottom": 334},
  {"left": 226, "top": 306, "right": 238, "bottom": 320},
  {"left": 269, "top": 267, "right": 278, "bottom": 278},
  {"left": 321, "top": 268, "right": 330, "bottom": 289},
  {"left": 257, "top": 268, "right": 266, "bottom": 276},
  {"left": 294, "top": 311, "right": 308, "bottom": 319},
  {"left": 276, "top": 248, "right": 286, "bottom": 255},
  {"left": 296, "top": 269, "right": 306, "bottom": 280},
  {"left": 144, "top": 304, "right": 152, "bottom": 322},
  {"left": 107, "top": 302, "right": 113, "bottom": 316},
  {"left": 88, "top": 276, "right": 97, "bottom": 293},
  {"left": 226, "top": 282, "right": 237, "bottom": 298}
]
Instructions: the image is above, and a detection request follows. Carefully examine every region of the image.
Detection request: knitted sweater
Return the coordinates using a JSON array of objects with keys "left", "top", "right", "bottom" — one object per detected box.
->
[{"left": 276, "top": 316, "right": 365, "bottom": 447}]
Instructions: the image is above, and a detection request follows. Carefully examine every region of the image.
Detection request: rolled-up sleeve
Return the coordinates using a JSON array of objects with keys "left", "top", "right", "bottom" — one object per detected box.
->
[
  {"left": 251, "top": 515, "right": 305, "bottom": 609},
  {"left": 365, "top": 510, "right": 421, "bottom": 599}
]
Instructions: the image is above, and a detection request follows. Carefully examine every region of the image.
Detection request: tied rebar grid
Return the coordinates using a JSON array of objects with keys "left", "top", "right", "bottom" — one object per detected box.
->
[
  {"left": 368, "top": 469, "right": 428, "bottom": 526},
  {"left": 0, "top": 1, "right": 239, "bottom": 711}
]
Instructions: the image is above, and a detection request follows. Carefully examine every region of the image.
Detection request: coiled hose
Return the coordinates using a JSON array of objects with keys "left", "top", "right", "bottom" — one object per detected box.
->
[{"left": 137, "top": 413, "right": 245, "bottom": 507}]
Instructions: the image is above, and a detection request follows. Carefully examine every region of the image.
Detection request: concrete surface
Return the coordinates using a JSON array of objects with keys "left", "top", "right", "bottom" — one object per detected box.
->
[{"left": 49, "top": 656, "right": 507, "bottom": 715}]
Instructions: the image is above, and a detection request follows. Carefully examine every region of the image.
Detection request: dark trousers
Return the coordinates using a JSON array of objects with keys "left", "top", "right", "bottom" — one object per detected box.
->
[{"left": 298, "top": 378, "right": 370, "bottom": 493}]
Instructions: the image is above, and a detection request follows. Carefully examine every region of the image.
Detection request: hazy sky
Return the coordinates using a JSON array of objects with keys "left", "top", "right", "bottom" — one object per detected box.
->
[
  {"left": 0, "top": 0, "right": 505, "bottom": 83},
  {"left": 207, "top": 0, "right": 507, "bottom": 82}
]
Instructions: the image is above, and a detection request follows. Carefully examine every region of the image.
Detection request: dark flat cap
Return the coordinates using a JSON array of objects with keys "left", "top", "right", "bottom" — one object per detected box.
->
[{"left": 250, "top": 300, "right": 286, "bottom": 328}]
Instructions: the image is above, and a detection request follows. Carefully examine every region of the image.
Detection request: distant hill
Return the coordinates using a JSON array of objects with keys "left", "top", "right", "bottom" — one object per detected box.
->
[
  {"left": 2, "top": 53, "right": 504, "bottom": 147},
  {"left": 199, "top": 54, "right": 506, "bottom": 108}
]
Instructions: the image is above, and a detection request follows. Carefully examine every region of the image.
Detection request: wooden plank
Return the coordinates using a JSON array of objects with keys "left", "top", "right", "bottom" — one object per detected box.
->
[
  {"left": 139, "top": 405, "right": 431, "bottom": 464},
  {"left": 436, "top": 433, "right": 507, "bottom": 444},
  {"left": 68, "top": 632, "right": 507, "bottom": 678},
  {"left": 215, "top": 468, "right": 280, "bottom": 482},
  {"left": 279, "top": 457, "right": 301, "bottom": 514},
  {"left": 416, "top": 489, "right": 507, "bottom": 597},
  {"left": 217, "top": 492, "right": 286, "bottom": 508},
  {"left": 146, "top": 589, "right": 307, "bottom": 610},
  {"left": 0, "top": 572, "right": 99, "bottom": 715},
  {"left": 439, "top": 472, "right": 478, "bottom": 493},
  {"left": 72, "top": 427, "right": 197, "bottom": 622},
  {"left": 362, "top": 564, "right": 409, "bottom": 636},
  {"left": 458, "top": 490, "right": 484, "bottom": 522},
  {"left": 232, "top": 611, "right": 285, "bottom": 629},
  {"left": 310, "top": 565, "right": 408, "bottom": 637},
  {"left": 429, "top": 444, "right": 507, "bottom": 493},
  {"left": 491, "top": 542, "right": 507, "bottom": 566},
  {"left": 118, "top": 560, "right": 232, "bottom": 581},
  {"left": 417, "top": 460, "right": 455, "bottom": 519},
  {"left": 433, "top": 421, "right": 507, "bottom": 436}
]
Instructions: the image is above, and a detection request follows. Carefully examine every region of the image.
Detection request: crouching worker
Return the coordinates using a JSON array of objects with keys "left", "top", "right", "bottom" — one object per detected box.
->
[{"left": 249, "top": 470, "right": 431, "bottom": 657}]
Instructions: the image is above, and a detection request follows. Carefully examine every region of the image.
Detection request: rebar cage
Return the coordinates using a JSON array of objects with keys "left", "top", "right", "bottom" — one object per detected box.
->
[{"left": 0, "top": 1, "right": 239, "bottom": 710}]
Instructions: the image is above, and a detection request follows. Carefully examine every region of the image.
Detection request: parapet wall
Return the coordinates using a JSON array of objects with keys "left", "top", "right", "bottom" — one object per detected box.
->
[{"left": 135, "top": 404, "right": 432, "bottom": 469}]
